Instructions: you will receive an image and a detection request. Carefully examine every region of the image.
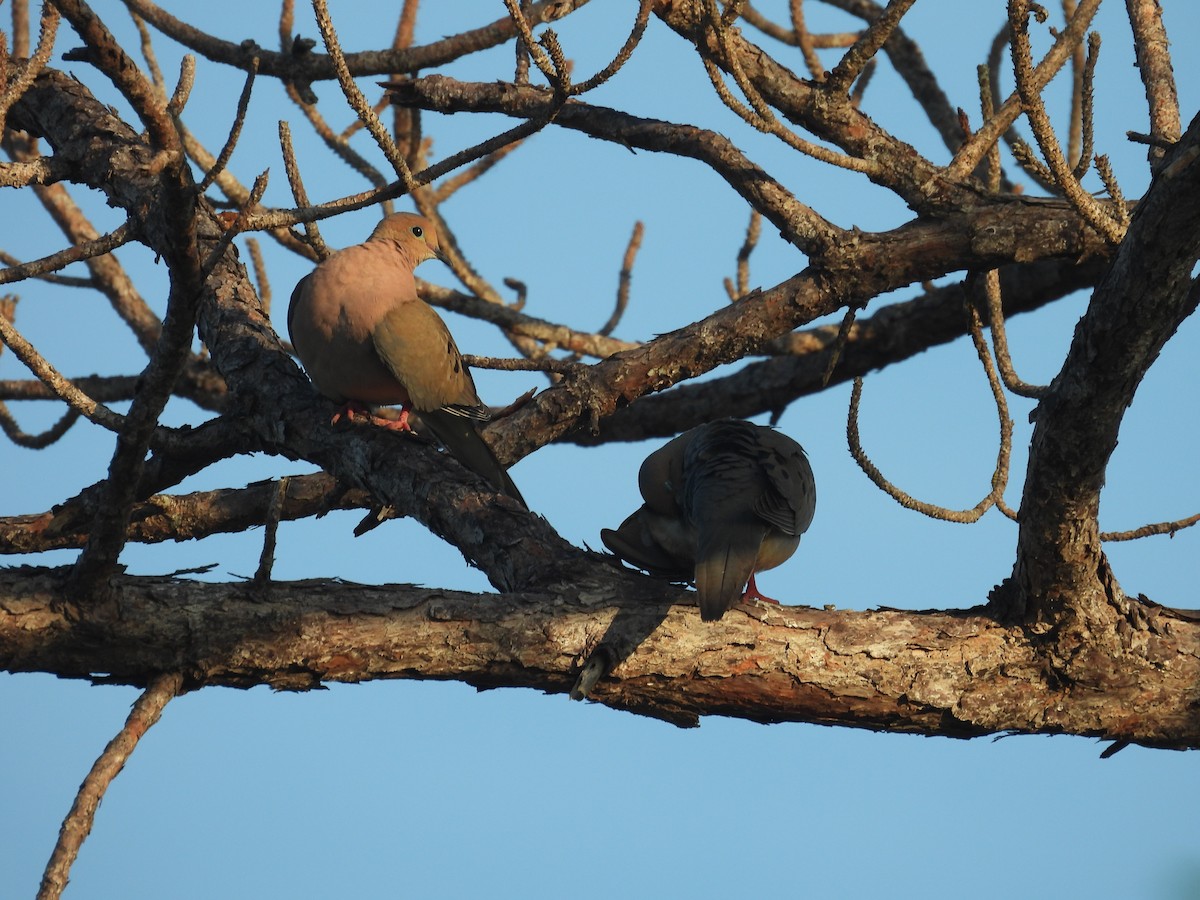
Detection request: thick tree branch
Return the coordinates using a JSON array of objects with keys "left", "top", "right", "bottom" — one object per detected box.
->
[
  {"left": 491, "top": 196, "right": 1113, "bottom": 464},
  {"left": 578, "top": 256, "right": 1108, "bottom": 442},
  {"left": 1, "top": 569, "right": 1197, "bottom": 747},
  {"left": 1013, "top": 112, "right": 1200, "bottom": 619},
  {"left": 0, "top": 473, "right": 367, "bottom": 554},
  {"left": 654, "top": 0, "right": 969, "bottom": 213}
]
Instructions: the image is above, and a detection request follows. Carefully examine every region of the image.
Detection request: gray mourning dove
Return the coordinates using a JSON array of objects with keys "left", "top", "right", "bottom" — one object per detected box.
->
[
  {"left": 601, "top": 418, "right": 815, "bottom": 621},
  {"left": 287, "top": 213, "right": 525, "bottom": 506}
]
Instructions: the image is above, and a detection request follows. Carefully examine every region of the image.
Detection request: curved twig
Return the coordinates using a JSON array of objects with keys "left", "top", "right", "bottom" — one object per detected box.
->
[
  {"left": 1101, "top": 512, "right": 1200, "bottom": 543},
  {"left": 846, "top": 293, "right": 1015, "bottom": 523},
  {"left": 37, "top": 673, "right": 184, "bottom": 900}
]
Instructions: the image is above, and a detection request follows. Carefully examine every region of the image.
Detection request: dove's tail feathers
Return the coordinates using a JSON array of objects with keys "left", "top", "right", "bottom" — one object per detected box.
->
[
  {"left": 694, "top": 526, "right": 766, "bottom": 622},
  {"left": 420, "top": 408, "right": 526, "bottom": 508}
]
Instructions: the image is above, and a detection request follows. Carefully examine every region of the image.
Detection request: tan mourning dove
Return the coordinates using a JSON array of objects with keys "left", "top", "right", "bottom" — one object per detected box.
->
[
  {"left": 601, "top": 418, "right": 815, "bottom": 621},
  {"left": 287, "top": 213, "right": 525, "bottom": 506}
]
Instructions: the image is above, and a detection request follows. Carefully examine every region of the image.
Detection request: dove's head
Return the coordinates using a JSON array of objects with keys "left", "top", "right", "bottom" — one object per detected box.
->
[{"left": 369, "top": 213, "right": 446, "bottom": 267}]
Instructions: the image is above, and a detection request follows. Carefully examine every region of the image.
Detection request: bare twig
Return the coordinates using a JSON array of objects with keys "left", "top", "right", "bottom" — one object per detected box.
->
[
  {"left": 204, "top": 172, "right": 271, "bottom": 276},
  {"left": 0, "top": 251, "right": 90, "bottom": 286},
  {"left": 849, "top": 58, "right": 875, "bottom": 108},
  {"left": 598, "top": 221, "right": 643, "bottom": 336},
  {"left": 826, "top": 0, "right": 917, "bottom": 92},
  {"left": 503, "top": 0, "right": 567, "bottom": 92},
  {"left": 54, "top": 0, "right": 179, "bottom": 152},
  {"left": 278, "top": 120, "right": 329, "bottom": 258},
  {"left": 385, "top": 0, "right": 422, "bottom": 166},
  {"left": 0, "top": 298, "right": 77, "bottom": 447},
  {"left": 1064, "top": 0, "right": 1085, "bottom": 169},
  {"left": 38, "top": 673, "right": 184, "bottom": 900},
  {"left": 252, "top": 476, "right": 288, "bottom": 589},
  {"left": 976, "top": 65, "right": 1003, "bottom": 191},
  {"left": 742, "top": 3, "right": 859, "bottom": 50},
  {"left": 246, "top": 237, "right": 271, "bottom": 316},
  {"left": 976, "top": 270, "right": 1048, "bottom": 399},
  {"left": 789, "top": 0, "right": 826, "bottom": 80},
  {"left": 164, "top": 53, "right": 195, "bottom": 117},
  {"left": 1069, "top": 28, "right": 1099, "bottom": 179},
  {"left": 7, "top": 131, "right": 165, "bottom": 352},
  {"left": 197, "top": 55, "right": 258, "bottom": 192},
  {"left": 571, "top": 0, "right": 653, "bottom": 95},
  {"left": 701, "top": 1, "right": 881, "bottom": 177},
  {"left": 0, "top": 473, "right": 373, "bottom": 554},
  {"left": 0, "top": 402, "right": 80, "bottom": 449},
  {"left": 240, "top": 110, "right": 551, "bottom": 234},
  {"left": 127, "top": 6, "right": 166, "bottom": 91},
  {"left": 1093, "top": 154, "right": 1130, "bottom": 226},
  {"left": 0, "top": 298, "right": 128, "bottom": 434},
  {"left": 822, "top": 0, "right": 965, "bottom": 155},
  {"left": 311, "top": 0, "right": 416, "bottom": 191},
  {"left": 1102, "top": 512, "right": 1200, "bottom": 542},
  {"left": 0, "top": 2, "right": 59, "bottom": 136},
  {"left": 1125, "top": 0, "right": 1182, "bottom": 171},
  {"left": 1010, "top": 136, "right": 1057, "bottom": 189},
  {"left": 724, "top": 210, "right": 761, "bottom": 301},
  {"left": 461, "top": 354, "right": 585, "bottom": 377},
  {"left": 1007, "top": 0, "right": 1124, "bottom": 244},
  {"left": 12, "top": 0, "right": 31, "bottom": 58},
  {"left": 847, "top": 293, "right": 1015, "bottom": 524},
  {"left": 281, "top": 51, "right": 392, "bottom": 202},
  {"left": 950, "top": 0, "right": 1102, "bottom": 180},
  {"left": 425, "top": 283, "right": 637, "bottom": 360},
  {"left": 0, "top": 223, "right": 133, "bottom": 287},
  {"left": 432, "top": 140, "right": 523, "bottom": 204},
  {"left": 849, "top": 377, "right": 989, "bottom": 522},
  {"left": 821, "top": 303, "right": 861, "bottom": 387}
]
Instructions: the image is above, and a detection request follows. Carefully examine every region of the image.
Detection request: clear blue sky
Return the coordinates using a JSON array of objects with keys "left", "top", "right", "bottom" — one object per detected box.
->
[{"left": 3, "top": 3, "right": 1199, "bottom": 898}]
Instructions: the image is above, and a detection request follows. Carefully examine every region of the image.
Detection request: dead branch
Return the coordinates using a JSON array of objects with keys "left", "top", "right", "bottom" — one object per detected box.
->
[{"left": 2, "top": 570, "right": 1198, "bottom": 748}]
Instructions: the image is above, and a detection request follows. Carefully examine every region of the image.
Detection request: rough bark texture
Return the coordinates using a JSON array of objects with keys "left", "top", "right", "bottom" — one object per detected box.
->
[{"left": 3, "top": 568, "right": 1199, "bottom": 744}]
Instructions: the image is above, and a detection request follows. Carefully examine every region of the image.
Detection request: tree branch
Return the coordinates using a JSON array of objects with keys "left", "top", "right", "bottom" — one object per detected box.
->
[
  {"left": 1013, "top": 112, "right": 1200, "bottom": 619},
  {"left": 0, "top": 473, "right": 367, "bottom": 554},
  {"left": 122, "top": 0, "right": 589, "bottom": 82},
  {"left": 2, "top": 568, "right": 1197, "bottom": 747},
  {"left": 37, "top": 672, "right": 182, "bottom": 900},
  {"left": 573, "top": 257, "right": 1106, "bottom": 443}
]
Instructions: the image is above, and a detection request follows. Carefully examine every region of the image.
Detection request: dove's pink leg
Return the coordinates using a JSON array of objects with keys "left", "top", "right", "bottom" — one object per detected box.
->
[
  {"left": 369, "top": 405, "right": 414, "bottom": 432},
  {"left": 330, "top": 401, "right": 414, "bottom": 432},
  {"left": 742, "top": 573, "right": 781, "bottom": 606},
  {"left": 330, "top": 401, "right": 371, "bottom": 426}
]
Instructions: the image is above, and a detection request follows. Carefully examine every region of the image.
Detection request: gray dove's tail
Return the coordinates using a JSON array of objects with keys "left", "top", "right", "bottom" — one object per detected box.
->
[
  {"left": 419, "top": 408, "right": 526, "bottom": 508},
  {"left": 694, "top": 524, "right": 767, "bottom": 622}
]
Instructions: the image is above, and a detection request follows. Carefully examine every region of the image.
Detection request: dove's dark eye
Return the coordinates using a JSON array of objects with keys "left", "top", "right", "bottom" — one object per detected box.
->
[{"left": 410, "top": 225, "right": 424, "bottom": 238}]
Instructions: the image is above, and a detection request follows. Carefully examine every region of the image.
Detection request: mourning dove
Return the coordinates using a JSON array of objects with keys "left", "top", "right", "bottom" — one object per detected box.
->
[
  {"left": 287, "top": 213, "right": 525, "bottom": 506},
  {"left": 601, "top": 418, "right": 815, "bottom": 621}
]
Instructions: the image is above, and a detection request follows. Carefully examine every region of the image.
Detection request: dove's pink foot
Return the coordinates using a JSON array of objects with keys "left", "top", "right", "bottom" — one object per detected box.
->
[
  {"left": 742, "top": 573, "right": 781, "bottom": 606},
  {"left": 331, "top": 401, "right": 372, "bottom": 426},
  {"left": 330, "top": 402, "right": 414, "bottom": 432},
  {"left": 369, "top": 405, "right": 414, "bottom": 432}
]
